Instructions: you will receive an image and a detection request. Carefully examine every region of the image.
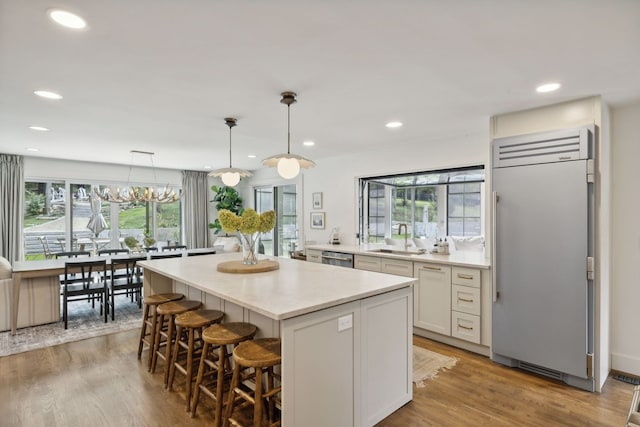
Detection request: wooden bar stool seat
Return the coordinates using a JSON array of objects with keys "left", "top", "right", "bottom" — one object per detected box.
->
[
  {"left": 224, "top": 338, "right": 282, "bottom": 427},
  {"left": 167, "top": 309, "right": 225, "bottom": 412},
  {"left": 151, "top": 299, "right": 202, "bottom": 385},
  {"left": 191, "top": 322, "right": 258, "bottom": 423},
  {"left": 137, "top": 292, "right": 184, "bottom": 370}
]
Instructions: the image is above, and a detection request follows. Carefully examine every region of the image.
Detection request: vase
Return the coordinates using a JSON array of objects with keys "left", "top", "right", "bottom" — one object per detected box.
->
[{"left": 240, "top": 233, "right": 260, "bottom": 265}]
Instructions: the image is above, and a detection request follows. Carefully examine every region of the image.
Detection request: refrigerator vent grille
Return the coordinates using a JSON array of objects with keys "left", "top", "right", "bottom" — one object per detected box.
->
[
  {"left": 493, "top": 127, "right": 591, "bottom": 168},
  {"left": 518, "top": 361, "right": 564, "bottom": 381}
]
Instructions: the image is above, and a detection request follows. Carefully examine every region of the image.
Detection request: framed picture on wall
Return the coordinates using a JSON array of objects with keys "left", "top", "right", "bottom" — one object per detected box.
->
[
  {"left": 312, "top": 192, "right": 323, "bottom": 209},
  {"left": 310, "top": 212, "right": 325, "bottom": 229}
]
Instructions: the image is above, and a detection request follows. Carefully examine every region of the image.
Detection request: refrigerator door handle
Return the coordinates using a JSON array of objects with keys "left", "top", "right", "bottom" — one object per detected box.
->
[{"left": 492, "top": 191, "right": 499, "bottom": 302}]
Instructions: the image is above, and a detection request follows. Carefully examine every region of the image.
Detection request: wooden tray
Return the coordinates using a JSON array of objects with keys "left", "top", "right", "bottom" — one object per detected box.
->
[{"left": 216, "top": 259, "right": 280, "bottom": 274}]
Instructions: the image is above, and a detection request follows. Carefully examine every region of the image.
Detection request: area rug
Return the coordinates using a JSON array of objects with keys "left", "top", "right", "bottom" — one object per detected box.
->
[
  {"left": 0, "top": 295, "right": 142, "bottom": 357},
  {"left": 413, "top": 345, "right": 459, "bottom": 388}
]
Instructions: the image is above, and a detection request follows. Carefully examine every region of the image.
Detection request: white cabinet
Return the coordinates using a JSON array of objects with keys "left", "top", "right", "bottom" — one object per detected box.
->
[
  {"left": 450, "top": 266, "right": 481, "bottom": 344},
  {"left": 306, "top": 249, "right": 322, "bottom": 263},
  {"left": 413, "top": 262, "right": 451, "bottom": 335},
  {"left": 380, "top": 258, "right": 413, "bottom": 277},
  {"left": 354, "top": 255, "right": 381, "bottom": 272}
]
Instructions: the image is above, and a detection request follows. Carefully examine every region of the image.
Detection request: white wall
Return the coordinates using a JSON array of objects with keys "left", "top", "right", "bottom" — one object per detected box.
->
[{"left": 610, "top": 100, "right": 640, "bottom": 377}]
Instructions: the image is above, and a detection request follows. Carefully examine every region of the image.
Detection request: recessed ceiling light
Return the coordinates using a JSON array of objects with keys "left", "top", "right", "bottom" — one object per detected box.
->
[
  {"left": 536, "top": 82, "right": 561, "bottom": 93},
  {"left": 385, "top": 121, "right": 403, "bottom": 128},
  {"left": 34, "top": 90, "right": 63, "bottom": 100},
  {"left": 303, "top": 141, "right": 315, "bottom": 146},
  {"left": 247, "top": 154, "right": 257, "bottom": 158},
  {"left": 29, "top": 126, "right": 50, "bottom": 131},
  {"left": 48, "top": 9, "right": 87, "bottom": 29},
  {"left": 203, "top": 165, "right": 212, "bottom": 170},
  {"left": 27, "top": 148, "right": 40, "bottom": 152}
]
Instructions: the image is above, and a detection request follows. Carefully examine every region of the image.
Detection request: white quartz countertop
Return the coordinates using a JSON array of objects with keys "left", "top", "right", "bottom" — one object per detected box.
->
[
  {"left": 306, "top": 244, "right": 491, "bottom": 269},
  {"left": 138, "top": 253, "right": 415, "bottom": 321}
]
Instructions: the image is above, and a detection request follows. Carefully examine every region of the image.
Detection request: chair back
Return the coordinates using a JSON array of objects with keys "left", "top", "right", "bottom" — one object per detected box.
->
[
  {"left": 37, "top": 236, "right": 53, "bottom": 259},
  {"left": 55, "top": 251, "right": 91, "bottom": 259},
  {"left": 150, "top": 252, "right": 183, "bottom": 260},
  {"left": 110, "top": 256, "right": 143, "bottom": 287},
  {"left": 98, "top": 248, "right": 130, "bottom": 256},
  {"left": 0, "top": 256, "right": 12, "bottom": 280},
  {"left": 187, "top": 249, "right": 216, "bottom": 257},
  {"left": 63, "top": 259, "right": 107, "bottom": 290},
  {"left": 162, "top": 245, "right": 187, "bottom": 252}
]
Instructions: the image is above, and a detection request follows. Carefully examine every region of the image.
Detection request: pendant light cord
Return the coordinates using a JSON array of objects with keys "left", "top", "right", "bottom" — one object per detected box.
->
[
  {"left": 287, "top": 104, "right": 291, "bottom": 155},
  {"left": 229, "top": 125, "right": 233, "bottom": 168}
]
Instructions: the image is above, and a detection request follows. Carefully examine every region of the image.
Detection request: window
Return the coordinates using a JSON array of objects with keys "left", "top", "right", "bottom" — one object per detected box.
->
[
  {"left": 22, "top": 179, "right": 182, "bottom": 260},
  {"left": 254, "top": 184, "right": 297, "bottom": 257},
  {"left": 359, "top": 166, "right": 484, "bottom": 245}
]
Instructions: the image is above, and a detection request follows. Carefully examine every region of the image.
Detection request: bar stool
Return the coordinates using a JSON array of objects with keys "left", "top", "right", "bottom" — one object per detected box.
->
[
  {"left": 167, "top": 309, "right": 225, "bottom": 411},
  {"left": 151, "top": 299, "right": 202, "bottom": 385},
  {"left": 191, "top": 322, "right": 258, "bottom": 424},
  {"left": 223, "top": 338, "right": 282, "bottom": 427},
  {"left": 137, "top": 292, "right": 184, "bottom": 370}
]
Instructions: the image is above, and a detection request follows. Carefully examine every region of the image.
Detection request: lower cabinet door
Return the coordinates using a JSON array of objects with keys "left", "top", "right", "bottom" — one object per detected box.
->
[{"left": 413, "top": 263, "right": 451, "bottom": 335}]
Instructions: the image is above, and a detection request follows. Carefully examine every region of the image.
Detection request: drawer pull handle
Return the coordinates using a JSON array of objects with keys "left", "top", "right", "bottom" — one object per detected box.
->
[
  {"left": 422, "top": 266, "right": 441, "bottom": 271},
  {"left": 458, "top": 323, "right": 474, "bottom": 330},
  {"left": 457, "top": 273, "right": 474, "bottom": 280},
  {"left": 458, "top": 297, "right": 474, "bottom": 303}
]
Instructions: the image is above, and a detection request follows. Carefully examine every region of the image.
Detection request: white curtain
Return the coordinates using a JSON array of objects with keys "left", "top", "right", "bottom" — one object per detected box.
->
[
  {"left": 182, "top": 170, "right": 210, "bottom": 249},
  {"left": 0, "top": 154, "right": 24, "bottom": 262}
]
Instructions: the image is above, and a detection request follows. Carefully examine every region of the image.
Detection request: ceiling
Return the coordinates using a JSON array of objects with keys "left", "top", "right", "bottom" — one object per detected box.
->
[{"left": 1, "top": 0, "right": 639, "bottom": 172}]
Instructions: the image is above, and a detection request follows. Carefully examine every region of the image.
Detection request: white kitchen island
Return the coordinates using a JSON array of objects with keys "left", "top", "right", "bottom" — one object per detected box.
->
[{"left": 138, "top": 253, "right": 414, "bottom": 427}]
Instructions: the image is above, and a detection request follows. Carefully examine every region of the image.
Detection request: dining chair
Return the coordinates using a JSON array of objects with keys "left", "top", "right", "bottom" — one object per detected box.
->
[
  {"left": 37, "top": 236, "right": 54, "bottom": 259},
  {"left": 54, "top": 251, "right": 91, "bottom": 259},
  {"left": 186, "top": 249, "right": 217, "bottom": 257},
  {"left": 97, "top": 248, "right": 130, "bottom": 256},
  {"left": 61, "top": 259, "right": 108, "bottom": 329},
  {"left": 149, "top": 253, "right": 183, "bottom": 260},
  {"left": 108, "top": 256, "right": 145, "bottom": 320}
]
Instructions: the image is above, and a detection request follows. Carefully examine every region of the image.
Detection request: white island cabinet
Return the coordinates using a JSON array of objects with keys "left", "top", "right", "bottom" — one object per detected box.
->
[{"left": 138, "top": 253, "right": 414, "bottom": 427}]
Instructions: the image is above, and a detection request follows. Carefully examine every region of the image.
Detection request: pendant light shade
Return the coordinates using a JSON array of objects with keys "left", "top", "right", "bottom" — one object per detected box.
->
[
  {"left": 262, "top": 92, "right": 315, "bottom": 179},
  {"left": 209, "top": 117, "right": 252, "bottom": 187}
]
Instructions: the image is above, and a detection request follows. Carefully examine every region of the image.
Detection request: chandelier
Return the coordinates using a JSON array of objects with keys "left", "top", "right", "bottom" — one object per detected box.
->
[
  {"left": 262, "top": 91, "right": 315, "bottom": 179},
  {"left": 94, "top": 150, "right": 182, "bottom": 204},
  {"left": 208, "top": 117, "right": 252, "bottom": 187}
]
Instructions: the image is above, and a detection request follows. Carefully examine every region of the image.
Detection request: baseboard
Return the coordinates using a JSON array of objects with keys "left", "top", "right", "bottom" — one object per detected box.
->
[
  {"left": 413, "top": 327, "right": 490, "bottom": 356},
  {"left": 612, "top": 352, "right": 640, "bottom": 377}
]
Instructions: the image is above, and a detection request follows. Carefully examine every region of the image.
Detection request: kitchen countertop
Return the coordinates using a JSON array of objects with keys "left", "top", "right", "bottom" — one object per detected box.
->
[
  {"left": 306, "top": 243, "right": 491, "bottom": 269},
  {"left": 138, "top": 252, "right": 415, "bottom": 321}
]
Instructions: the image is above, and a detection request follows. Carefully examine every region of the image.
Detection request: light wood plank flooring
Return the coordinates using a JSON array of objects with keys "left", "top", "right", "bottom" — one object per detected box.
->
[{"left": 0, "top": 330, "right": 633, "bottom": 426}]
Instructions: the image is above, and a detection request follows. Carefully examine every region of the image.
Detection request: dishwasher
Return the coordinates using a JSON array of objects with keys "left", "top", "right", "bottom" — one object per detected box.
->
[{"left": 321, "top": 251, "right": 354, "bottom": 268}]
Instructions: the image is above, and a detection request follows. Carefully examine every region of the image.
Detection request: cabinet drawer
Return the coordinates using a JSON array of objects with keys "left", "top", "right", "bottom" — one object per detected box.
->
[
  {"left": 354, "top": 255, "right": 381, "bottom": 272},
  {"left": 451, "top": 311, "right": 480, "bottom": 344},
  {"left": 306, "top": 249, "right": 322, "bottom": 263},
  {"left": 380, "top": 259, "right": 413, "bottom": 277},
  {"left": 451, "top": 285, "right": 480, "bottom": 316},
  {"left": 451, "top": 267, "right": 481, "bottom": 288}
]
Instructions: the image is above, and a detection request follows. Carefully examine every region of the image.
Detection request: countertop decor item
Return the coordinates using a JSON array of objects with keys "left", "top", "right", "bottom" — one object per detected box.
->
[
  {"left": 218, "top": 209, "right": 276, "bottom": 265},
  {"left": 208, "top": 117, "right": 252, "bottom": 187},
  {"left": 262, "top": 92, "right": 316, "bottom": 179}
]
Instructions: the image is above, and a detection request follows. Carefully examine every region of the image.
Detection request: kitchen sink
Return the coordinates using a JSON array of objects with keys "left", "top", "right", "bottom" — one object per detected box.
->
[{"left": 367, "top": 248, "right": 426, "bottom": 256}]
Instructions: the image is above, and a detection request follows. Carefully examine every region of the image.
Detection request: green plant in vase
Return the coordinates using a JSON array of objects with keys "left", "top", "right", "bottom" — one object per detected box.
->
[
  {"left": 124, "top": 236, "right": 141, "bottom": 252},
  {"left": 209, "top": 185, "right": 244, "bottom": 235},
  {"left": 218, "top": 209, "right": 276, "bottom": 265}
]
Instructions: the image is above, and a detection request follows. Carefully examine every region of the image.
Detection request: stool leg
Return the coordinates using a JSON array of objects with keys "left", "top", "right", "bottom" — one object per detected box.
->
[
  {"left": 151, "top": 313, "right": 164, "bottom": 373},
  {"left": 214, "top": 344, "right": 228, "bottom": 427},
  {"left": 167, "top": 325, "right": 184, "bottom": 391},
  {"left": 163, "top": 316, "right": 175, "bottom": 386},
  {"left": 223, "top": 362, "right": 242, "bottom": 427},
  {"left": 253, "top": 367, "right": 263, "bottom": 427},
  {"left": 137, "top": 303, "right": 150, "bottom": 360},
  {"left": 147, "top": 306, "right": 159, "bottom": 371},
  {"left": 190, "top": 341, "right": 209, "bottom": 418},
  {"left": 184, "top": 326, "right": 196, "bottom": 412},
  {"left": 267, "top": 366, "right": 275, "bottom": 424}
]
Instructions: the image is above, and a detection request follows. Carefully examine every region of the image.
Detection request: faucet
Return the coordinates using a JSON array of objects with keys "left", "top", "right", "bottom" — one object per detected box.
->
[{"left": 398, "top": 223, "right": 408, "bottom": 250}]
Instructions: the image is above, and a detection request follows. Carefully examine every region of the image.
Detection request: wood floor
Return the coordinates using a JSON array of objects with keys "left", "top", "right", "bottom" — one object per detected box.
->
[{"left": 0, "top": 330, "right": 633, "bottom": 426}]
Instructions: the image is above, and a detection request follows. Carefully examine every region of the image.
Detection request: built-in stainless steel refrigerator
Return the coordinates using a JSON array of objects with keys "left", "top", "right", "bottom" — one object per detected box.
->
[{"left": 491, "top": 126, "right": 595, "bottom": 392}]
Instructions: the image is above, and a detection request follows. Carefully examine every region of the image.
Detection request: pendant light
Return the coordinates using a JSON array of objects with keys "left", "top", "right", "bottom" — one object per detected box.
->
[
  {"left": 94, "top": 150, "right": 182, "bottom": 204},
  {"left": 262, "top": 91, "right": 315, "bottom": 179},
  {"left": 209, "top": 117, "right": 252, "bottom": 187}
]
